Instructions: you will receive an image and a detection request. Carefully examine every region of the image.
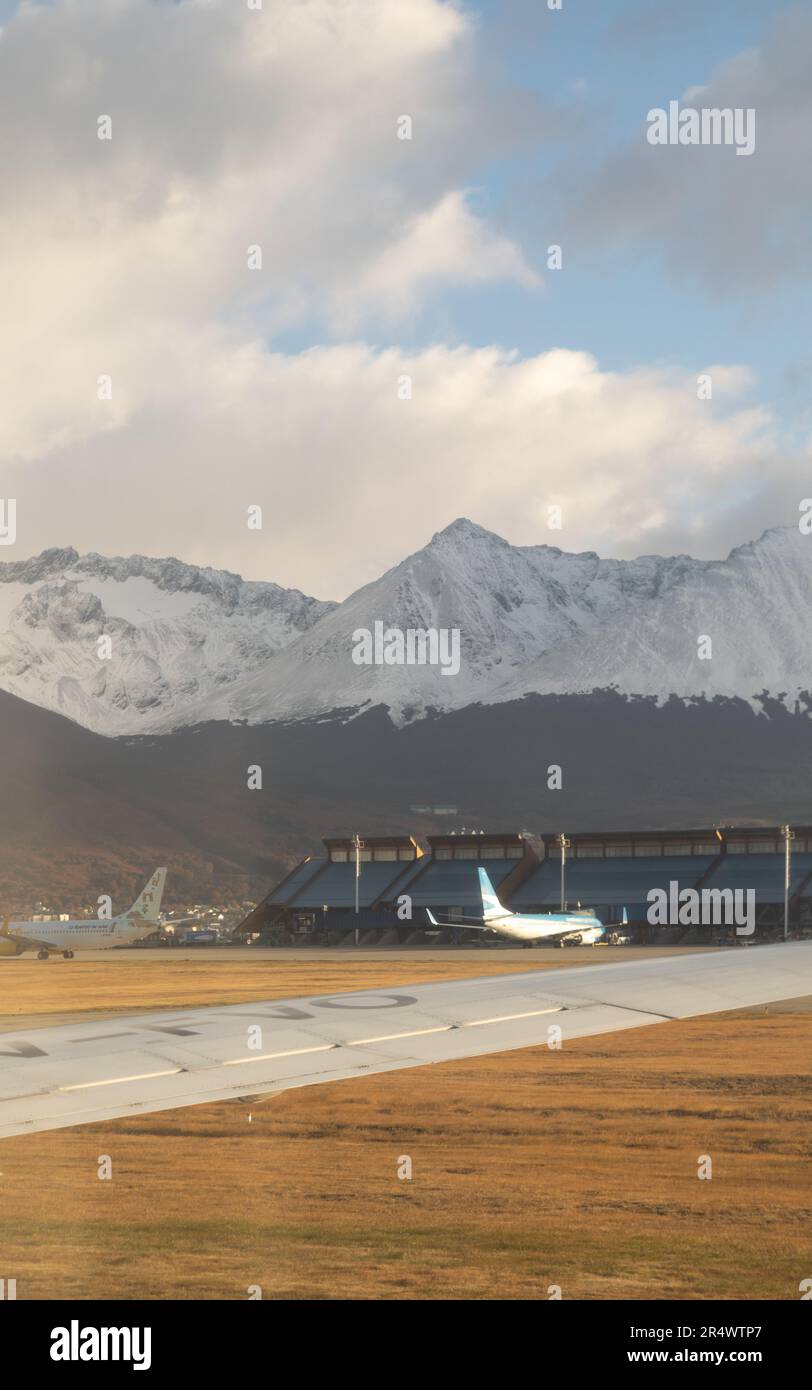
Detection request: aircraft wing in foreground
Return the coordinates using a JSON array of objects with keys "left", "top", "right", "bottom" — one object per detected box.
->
[{"left": 0, "top": 942, "right": 810, "bottom": 1139}]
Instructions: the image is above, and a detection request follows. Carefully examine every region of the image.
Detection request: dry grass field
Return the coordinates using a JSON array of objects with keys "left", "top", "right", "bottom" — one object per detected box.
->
[
  {"left": 0, "top": 952, "right": 557, "bottom": 1025},
  {"left": 1, "top": 951, "right": 810, "bottom": 1301}
]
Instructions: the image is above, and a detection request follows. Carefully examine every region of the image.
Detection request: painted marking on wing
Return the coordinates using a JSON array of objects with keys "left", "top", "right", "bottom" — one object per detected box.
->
[{"left": 72, "top": 1032, "right": 136, "bottom": 1043}]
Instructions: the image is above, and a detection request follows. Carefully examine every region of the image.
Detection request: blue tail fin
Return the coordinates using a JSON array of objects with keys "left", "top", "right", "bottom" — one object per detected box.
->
[{"left": 478, "top": 867, "right": 507, "bottom": 921}]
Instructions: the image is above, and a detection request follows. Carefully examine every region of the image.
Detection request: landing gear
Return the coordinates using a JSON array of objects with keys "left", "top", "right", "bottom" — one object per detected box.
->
[
  {"left": 62, "top": 950, "right": 75, "bottom": 959},
  {"left": 37, "top": 949, "right": 49, "bottom": 960}
]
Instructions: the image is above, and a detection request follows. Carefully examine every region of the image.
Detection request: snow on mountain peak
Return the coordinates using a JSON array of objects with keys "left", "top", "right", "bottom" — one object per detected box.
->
[
  {"left": 0, "top": 525, "right": 809, "bottom": 737},
  {"left": 0, "top": 548, "right": 335, "bottom": 735},
  {"left": 431, "top": 517, "right": 507, "bottom": 545}
]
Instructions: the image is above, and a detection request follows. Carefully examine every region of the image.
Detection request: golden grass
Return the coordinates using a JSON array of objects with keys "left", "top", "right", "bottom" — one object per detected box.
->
[
  {"left": 0, "top": 955, "right": 810, "bottom": 1300},
  {"left": 0, "top": 955, "right": 553, "bottom": 1024}
]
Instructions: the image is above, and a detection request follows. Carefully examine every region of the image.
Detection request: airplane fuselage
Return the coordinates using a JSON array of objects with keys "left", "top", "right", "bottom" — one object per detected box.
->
[
  {"left": 2, "top": 867, "right": 168, "bottom": 959},
  {"left": 481, "top": 911, "right": 605, "bottom": 944},
  {"left": 7, "top": 915, "right": 156, "bottom": 953}
]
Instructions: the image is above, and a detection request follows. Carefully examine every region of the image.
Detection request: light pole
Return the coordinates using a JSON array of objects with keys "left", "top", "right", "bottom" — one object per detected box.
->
[
  {"left": 352, "top": 833, "right": 364, "bottom": 946},
  {"left": 782, "top": 824, "right": 795, "bottom": 941},
  {"left": 557, "top": 834, "right": 571, "bottom": 912}
]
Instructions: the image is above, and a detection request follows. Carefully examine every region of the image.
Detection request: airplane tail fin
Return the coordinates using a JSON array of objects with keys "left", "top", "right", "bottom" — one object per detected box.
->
[
  {"left": 126, "top": 868, "right": 167, "bottom": 923},
  {"left": 622, "top": 907, "right": 628, "bottom": 926},
  {"left": 478, "top": 867, "right": 507, "bottom": 922}
]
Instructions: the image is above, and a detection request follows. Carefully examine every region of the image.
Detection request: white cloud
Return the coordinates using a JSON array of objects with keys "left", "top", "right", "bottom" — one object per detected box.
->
[
  {"left": 329, "top": 190, "right": 541, "bottom": 330},
  {"left": 0, "top": 0, "right": 538, "bottom": 461},
  {"left": 0, "top": 0, "right": 803, "bottom": 602},
  {"left": 6, "top": 338, "right": 796, "bottom": 599}
]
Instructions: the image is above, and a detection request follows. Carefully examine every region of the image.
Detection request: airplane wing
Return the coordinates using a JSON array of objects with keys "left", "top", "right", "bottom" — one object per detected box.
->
[
  {"left": 425, "top": 909, "right": 489, "bottom": 928},
  {"left": 0, "top": 941, "right": 810, "bottom": 1140}
]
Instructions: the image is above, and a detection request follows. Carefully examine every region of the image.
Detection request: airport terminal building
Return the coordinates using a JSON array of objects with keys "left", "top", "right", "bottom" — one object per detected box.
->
[{"left": 238, "top": 826, "right": 812, "bottom": 945}]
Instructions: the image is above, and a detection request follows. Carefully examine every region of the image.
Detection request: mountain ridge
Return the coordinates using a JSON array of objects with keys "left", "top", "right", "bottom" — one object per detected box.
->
[{"left": 1, "top": 521, "right": 809, "bottom": 737}]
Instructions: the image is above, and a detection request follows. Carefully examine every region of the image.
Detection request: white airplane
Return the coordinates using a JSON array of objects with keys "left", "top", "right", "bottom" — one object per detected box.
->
[
  {"left": 0, "top": 869, "right": 167, "bottom": 959},
  {"left": 426, "top": 866, "right": 623, "bottom": 946}
]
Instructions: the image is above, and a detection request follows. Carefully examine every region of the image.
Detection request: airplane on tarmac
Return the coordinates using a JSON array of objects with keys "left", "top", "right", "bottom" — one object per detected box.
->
[
  {"left": 0, "top": 869, "right": 167, "bottom": 959},
  {"left": 426, "top": 866, "right": 627, "bottom": 946}
]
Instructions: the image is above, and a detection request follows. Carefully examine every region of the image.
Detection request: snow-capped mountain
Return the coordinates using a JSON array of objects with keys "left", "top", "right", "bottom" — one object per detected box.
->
[
  {"left": 0, "top": 522, "right": 810, "bottom": 738},
  {"left": 225, "top": 518, "right": 702, "bottom": 725},
  {"left": 211, "top": 519, "right": 812, "bottom": 726},
  {"left": 493, "top": 525, "right": 812, "bottom": 708},
  {"left": 0, "top": 548, "right": 335, "bottom": 736}
]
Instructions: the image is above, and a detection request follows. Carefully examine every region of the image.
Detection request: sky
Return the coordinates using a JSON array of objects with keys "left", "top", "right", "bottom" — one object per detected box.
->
[{"left": 1, "top": 0, "right": 810, "bottom": 599}]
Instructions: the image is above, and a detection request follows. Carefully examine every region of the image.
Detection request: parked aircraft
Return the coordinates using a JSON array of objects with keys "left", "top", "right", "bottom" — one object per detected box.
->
[
  {"left": 1, "top": 869, "right": 167, "bottom": 959},
  {"left": 426, "top": 866, "right": 626, "bottom": 945}
]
